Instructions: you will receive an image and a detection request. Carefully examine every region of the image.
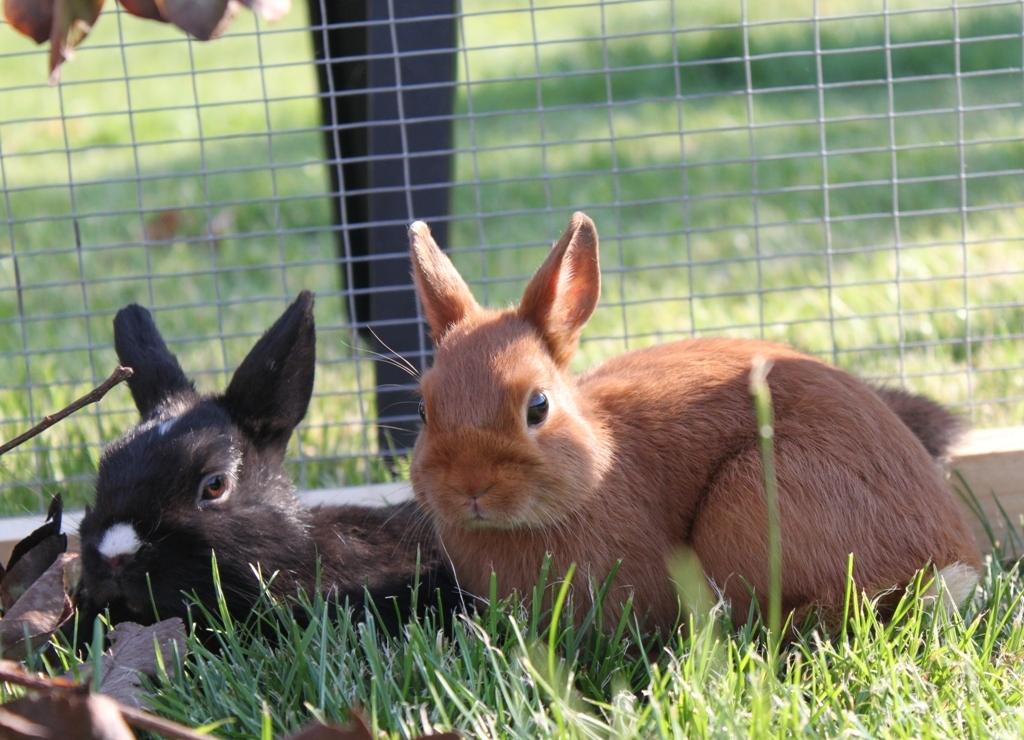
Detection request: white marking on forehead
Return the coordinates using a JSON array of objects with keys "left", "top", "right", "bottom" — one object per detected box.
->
[
  {"left": 157, "top": 416, "right": 179, "bottom": 436},
  {"left": 97, "top": 523, "right": 142, "bottom": 560}
]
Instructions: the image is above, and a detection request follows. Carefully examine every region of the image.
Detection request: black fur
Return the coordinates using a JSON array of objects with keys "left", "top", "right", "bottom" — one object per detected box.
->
[
  {"left": 223, "top": 291, "right": 317, "bottom": 456},
  {"left": 77, "top": 294, "right": 456, "bottom": 636},
  {"left": 113, "top": 304, "right": 196, "bottom": 418},
  {"left": 874, "top": 385, "right": 965, "bottom": 460}
]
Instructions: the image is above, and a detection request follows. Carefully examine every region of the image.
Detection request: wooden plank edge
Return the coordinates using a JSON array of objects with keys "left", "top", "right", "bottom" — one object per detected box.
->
[
  {"left": 949, "top": 426, "right": 1024, "bottom": 556},
  {"left": 0, "top": 426, "right": 1019, "bottom": 560},
  {"left": 0, "top": 482, "right": 415, "bottom": 563}
]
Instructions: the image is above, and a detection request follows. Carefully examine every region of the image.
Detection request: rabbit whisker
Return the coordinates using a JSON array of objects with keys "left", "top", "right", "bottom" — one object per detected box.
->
[
  {"left": 376, "top": 424, "right": 417, "bottom": 434},
  {"left": 434, "top": 530, "right": 471, "bottom": 614},
  {"left": 366, "top": 326, "right": 421, "bottom": 379},
  {"left": 395, "top": 506, "right": 438, "bottom": 561},
  {"left": 336, "top": 339, "right": 414, "bottom": 378},
  {"left": 338, "top": 332, "right": 421, "bottom": 381}
]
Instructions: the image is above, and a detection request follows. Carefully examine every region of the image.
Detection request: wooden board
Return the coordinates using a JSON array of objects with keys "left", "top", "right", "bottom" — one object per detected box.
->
[
  {"left": 950, "top": 426, "right": 1024, "bottom": 557},
  {"left": 0, "top": 482, "right": 411, "bottom": 565}
]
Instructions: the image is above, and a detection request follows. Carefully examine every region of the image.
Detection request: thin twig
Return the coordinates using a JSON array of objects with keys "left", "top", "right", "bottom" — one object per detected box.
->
[
  {"left": 0, "top": 366, "right": 133, "bottom": 458},
  {"left": 0, "top": 660, "right": 210, "bottom": 740}
]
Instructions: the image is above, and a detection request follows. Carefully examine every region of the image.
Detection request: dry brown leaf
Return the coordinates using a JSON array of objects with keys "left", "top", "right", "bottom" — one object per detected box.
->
[
  {"left": 285, "top": 716, "right": 373, "bottom": 740},
  {"left": 154, "top": 0, "right": 238, "bottom": 41},
  {"left": 0, "top": 660, "right": 208, "bottom": 739},
  {"left": 0, "top": 553, "right": 77, "bottom": 658},
  {"left": 3, "top": 0, "right": 54, "bottom": 43},
  {"left": 285, "top": 711, "right": 459, "bottom": 740},
  {"left": 96, "top": 618, "right": 186, "bottom": 708},
  {"left": 49, "top": 0, "right": 106, "bottom": 82},
  {"left": 1, "top": 692, "right": 135, "bottom": 740},
  {"left": 117, "top": 0, "right": 163, "bottom": 21},
  {"left": 240, "top": 0, "right": 288, "bottom": 22},
  {"left": 143, "top": 209, "right": 182, "bottom": 242},
  {"left": 0, "top": 706, "right": 50, "bottom": 739},
  {"left": 2, "top": 495, "right": 68, "bottom": 612},
  {"left": 5, "top": 495, "right": 65, "bottom": 575}
]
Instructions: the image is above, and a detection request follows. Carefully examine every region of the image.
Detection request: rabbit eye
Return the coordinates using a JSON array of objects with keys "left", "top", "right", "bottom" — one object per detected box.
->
[
  {"left": 526, "top": 391, "right": 548, "bottom": 426},
  {"left": 199, "top": 473, "right": 231, "bottom": 505},
  {"left": 418, "top": 399, "right": 427, "bottom": 423}
]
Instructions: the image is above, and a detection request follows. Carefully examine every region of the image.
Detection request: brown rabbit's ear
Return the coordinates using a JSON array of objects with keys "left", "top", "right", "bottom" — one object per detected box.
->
[
  {"left": 519, "top": 212, "right": 601, "bottom": 368},
  {"left": 409, "top": 220, "right": 479, "bottom": 339}
]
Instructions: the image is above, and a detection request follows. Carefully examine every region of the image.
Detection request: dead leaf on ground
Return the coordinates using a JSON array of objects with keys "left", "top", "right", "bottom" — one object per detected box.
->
[
  {"left": 0, "top": 660, "right": 212, "bottom": 739},
  {"left": 285, "top": 710, "right": 460, "bottom": 740},
  {"left": 49, "top": 0, "right": 106, "bottom": 82},
  {"left": 0, "top": 553, "right": 77, "bottom": 658},
  {"left": 116, "top": 0, "right": 163, "bottom": 21},
  {"left": 6, "top": 495, "right": 65, "bottom": 574},
  {"left": 95, "top": 618, "right": 186, "bottom": 708},
  {"left": 2, "top": 495, "right": 68, "bottom": 612},
  {"left": 0, "top": 706, "right": 50, "bottom": 739},
  {"left": 142, "top": 209, "right": 182, "bottom": 242},
  {"left": 285, "top": 722, "right": 371, "bottom": 740},
  {"left": 3, "top": 0, "right": 54, "bottom": 43},
  {"left": 154, "top": 0, "right": 238, "bottom": 40},
  {"left": 285, "top": 711, "right": 373, "bottom": 740},
  {"left": 1, "top": 692, "right": 134, "bottom": 740}
]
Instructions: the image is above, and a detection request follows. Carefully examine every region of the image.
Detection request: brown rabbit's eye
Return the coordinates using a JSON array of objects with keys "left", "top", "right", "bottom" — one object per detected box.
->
[
  {"left": 200, "top": 473, "right": 230, "bottom": 503},
  {"left": 527, "top": 392, "right": 548, "bottom": 426},
  {"left": 418, "top": 399, "right": 427, "bottom": 423}
]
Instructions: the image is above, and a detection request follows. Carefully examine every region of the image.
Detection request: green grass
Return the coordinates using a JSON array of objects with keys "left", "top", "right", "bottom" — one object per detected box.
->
[
  {"left": 10, "top": 549, "right": 1023, "bottom": 738},
  {"left": 1, "top": 0, "right": 1023, "bottom": 514},
  {"left": 5, "top": 428, "right": 1022, "bottom": 737},
  {"left": 6, "top": 365, "right": 1022, "bottom": 736}
]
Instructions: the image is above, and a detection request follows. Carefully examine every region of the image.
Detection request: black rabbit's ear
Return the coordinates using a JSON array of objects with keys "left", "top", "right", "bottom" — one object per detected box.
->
[
  {"left": 113, "top": 304, "right": 195, "bottom": 419},
  {"left": 223, "top": 291, "right": 315, "bottom": 452}
]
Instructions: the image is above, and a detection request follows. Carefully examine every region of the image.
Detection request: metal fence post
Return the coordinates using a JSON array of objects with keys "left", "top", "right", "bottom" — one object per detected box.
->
[{"left": 306, "top": 0, "right": 457, "bottom": 461}]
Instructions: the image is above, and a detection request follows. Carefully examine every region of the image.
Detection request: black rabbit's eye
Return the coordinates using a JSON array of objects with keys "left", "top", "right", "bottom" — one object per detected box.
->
[
  {"left": 199, "top": 473, "right": 230, "bottom": 504},
  {"left": 526, "top": 391, "right": 549, "bottom": 426},
  {"left": 418, "top": 399, "right": 427, "bottom": 423}
]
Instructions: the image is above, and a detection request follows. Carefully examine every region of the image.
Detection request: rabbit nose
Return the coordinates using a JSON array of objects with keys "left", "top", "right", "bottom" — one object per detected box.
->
[{"left": 104, "top": 553, "right": 129, "bottom": 571}]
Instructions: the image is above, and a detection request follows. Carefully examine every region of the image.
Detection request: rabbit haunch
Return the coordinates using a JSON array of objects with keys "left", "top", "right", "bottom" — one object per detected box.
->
[
  {"left": 408, "top": 213, "right": 981, "bottom": 630},
  {"left": 77, "top": 292, "right": 453, "bottom": 629}
]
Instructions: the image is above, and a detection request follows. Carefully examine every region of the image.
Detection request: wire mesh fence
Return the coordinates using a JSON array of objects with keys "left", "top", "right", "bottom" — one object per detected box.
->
[{"left": 1, "top": 0, "right": 1022, "bottom": 517}]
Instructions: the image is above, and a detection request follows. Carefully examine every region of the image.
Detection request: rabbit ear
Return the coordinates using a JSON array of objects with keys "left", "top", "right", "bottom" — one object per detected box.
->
[
  {"left": 519, "top": 212, "right": 601, "bottom": 368},
  {"left": 113, "top": 304, "right": 196, "bottom": 418},
  {"left": 223, "top": 291, "right": 316, "bottom": 453},
  {"left": 409, "top": 221, "right": 479, "bottom": 339}
]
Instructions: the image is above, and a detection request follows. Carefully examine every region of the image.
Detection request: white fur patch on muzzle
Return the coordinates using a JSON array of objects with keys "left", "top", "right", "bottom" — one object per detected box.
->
[{"left": 97, "top": 522, "right": 142, "bottom": 560}]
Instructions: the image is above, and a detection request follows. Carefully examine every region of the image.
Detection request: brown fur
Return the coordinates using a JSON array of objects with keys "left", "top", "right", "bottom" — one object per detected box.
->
[{"left": 407, "top": 213, "right": 982, "bottom": 630}]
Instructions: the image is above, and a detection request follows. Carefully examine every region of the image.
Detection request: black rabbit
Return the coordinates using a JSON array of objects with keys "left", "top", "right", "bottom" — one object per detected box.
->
[{"left": 75, "top": 292, "right": 456, "bottom": 633}]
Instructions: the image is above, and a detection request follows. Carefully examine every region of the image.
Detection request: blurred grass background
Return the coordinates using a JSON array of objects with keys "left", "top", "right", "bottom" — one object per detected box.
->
[{"left": 0, "top": 0, "right": 1022, "bottom": 515}]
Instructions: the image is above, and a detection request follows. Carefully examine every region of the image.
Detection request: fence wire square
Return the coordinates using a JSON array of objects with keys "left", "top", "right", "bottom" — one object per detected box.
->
[{"left": 1, "top": 0, "right": 1022, "bottom": 516}]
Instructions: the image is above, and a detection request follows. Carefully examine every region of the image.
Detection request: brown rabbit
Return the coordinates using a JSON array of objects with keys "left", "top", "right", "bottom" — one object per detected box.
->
[{"left": 407, "top": 212, "right": 981, "bottom": 630}]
